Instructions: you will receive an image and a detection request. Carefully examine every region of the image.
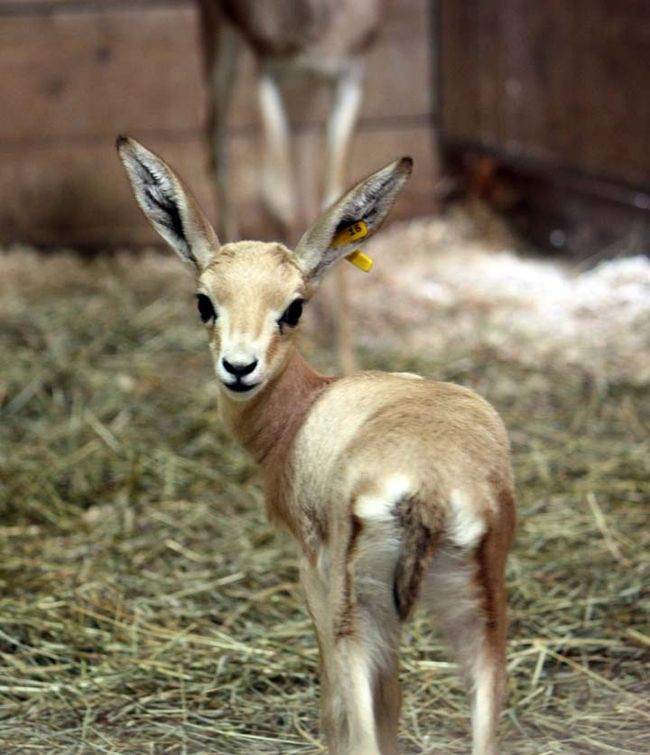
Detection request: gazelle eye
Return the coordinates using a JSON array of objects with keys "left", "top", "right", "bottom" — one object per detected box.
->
[
  {"left": 278, "top": 298, "right": 304, "bottom": 332},
  {"left": 196, "top": 293, "right": 216, "bottom": 324}
]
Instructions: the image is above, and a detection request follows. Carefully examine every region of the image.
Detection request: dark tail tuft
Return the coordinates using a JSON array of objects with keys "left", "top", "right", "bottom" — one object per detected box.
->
[{"left": 393, "top": 494, "right": 445, "bottom": 621}]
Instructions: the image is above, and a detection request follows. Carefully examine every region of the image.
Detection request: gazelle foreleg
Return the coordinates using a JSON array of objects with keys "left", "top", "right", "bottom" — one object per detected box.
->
[
  {"left": 323, "top": 64, "right": 364, "bottom": 375},
  {"left": 257, "top": 70, "right": 297, "bottom": 241},
  {"left": 205, "top": 21, "right": 240, "bottom": 242}
]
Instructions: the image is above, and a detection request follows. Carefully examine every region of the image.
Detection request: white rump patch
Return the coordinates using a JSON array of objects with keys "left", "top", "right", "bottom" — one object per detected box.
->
[
  {"left": 390, "top": 371, "right": 423, "bottom": 380},
  {"left": 447, "top": 489, "right": 486, "bottom": 549},
  {"left": 355, "top": 474, "right": 411, "bottom": 522}
]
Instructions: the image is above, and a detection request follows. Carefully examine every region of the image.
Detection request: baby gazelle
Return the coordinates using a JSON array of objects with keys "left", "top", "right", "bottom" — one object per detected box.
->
[{"left": 117, "top": 136, "right": 516, "bottom": 755}]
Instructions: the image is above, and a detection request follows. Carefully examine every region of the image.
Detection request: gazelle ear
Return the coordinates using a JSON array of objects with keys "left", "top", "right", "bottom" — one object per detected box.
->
[
  {"left": 294, "top": 156, "right": 412, "bottom": 283},
  {"left": 116, "top": 136, "right": 219, "bottom": 272}
]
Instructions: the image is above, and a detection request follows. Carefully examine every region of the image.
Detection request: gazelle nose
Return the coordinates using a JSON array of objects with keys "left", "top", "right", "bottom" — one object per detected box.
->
[{"left": 222, "top": 357, "right": 258, "bottom": 377}]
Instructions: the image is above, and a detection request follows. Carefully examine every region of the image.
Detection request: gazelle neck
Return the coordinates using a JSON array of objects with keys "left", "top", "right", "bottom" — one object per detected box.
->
[{"left": 218, "top": 346, "right": 334, "bottom": 468}]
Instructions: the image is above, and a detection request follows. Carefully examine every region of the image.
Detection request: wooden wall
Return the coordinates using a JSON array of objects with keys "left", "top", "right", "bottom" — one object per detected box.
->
[
  {"left": 438, "top": 0, "right": 650, "bottom": 253},
  {"left": 0, "top": 0, "right": 436, "bottom": 248},
  {"left": 440, "top": 0, "right": 650, "bottom": 187}
]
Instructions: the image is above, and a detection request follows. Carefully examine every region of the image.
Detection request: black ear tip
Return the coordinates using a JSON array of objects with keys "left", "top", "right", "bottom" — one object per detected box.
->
[
  {"left": 399, "top": 156, "right": 414, "bottom": 174},
  {"left": 116, "top": 134, "right": 130, "bottom": 151}
]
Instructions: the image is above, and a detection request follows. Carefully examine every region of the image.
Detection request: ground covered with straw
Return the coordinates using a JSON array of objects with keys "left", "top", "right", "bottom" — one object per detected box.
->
[{"left": 1, "top": 220, "right": 649, "bottom": 753}]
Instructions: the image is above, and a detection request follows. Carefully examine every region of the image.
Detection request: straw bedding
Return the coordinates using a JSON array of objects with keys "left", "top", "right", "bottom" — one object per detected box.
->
[{"left": 1, "top": 214, "right": 648, "bottom": 753}]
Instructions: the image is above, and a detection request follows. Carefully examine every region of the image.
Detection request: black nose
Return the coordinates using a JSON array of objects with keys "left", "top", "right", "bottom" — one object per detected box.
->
[{"left": 222, "top": 357, "right": 258, "bottom": 377}]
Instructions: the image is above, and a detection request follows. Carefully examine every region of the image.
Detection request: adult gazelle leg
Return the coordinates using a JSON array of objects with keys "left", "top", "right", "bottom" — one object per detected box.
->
[
  {"left": 257, "top": 70, "right": 297, "bottom": 242},
  {"left": 203, "top": 20, "right": 240, "bottom": 242},
  {"left": 323, "top": 64, "right": 364, "bottom": 375},
  {"left": 322, "top": 64, "right": 364, "bottom": 209}
]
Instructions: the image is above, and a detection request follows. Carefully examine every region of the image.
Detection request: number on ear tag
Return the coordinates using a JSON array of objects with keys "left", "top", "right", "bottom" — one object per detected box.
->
[
  {"left": 332, "top": 220, "right": 374, "bottom": 272},
  {"left": 332, "top": 220, "right": 368, "bottom": 248}
]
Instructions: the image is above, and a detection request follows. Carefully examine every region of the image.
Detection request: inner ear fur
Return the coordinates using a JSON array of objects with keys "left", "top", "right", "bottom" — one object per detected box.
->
[
  {"left": 294, "top": 156, "right": 413, "bottom": 281},
  {"left": 116, "top": 135, "right": 219, "bottom": 272}
]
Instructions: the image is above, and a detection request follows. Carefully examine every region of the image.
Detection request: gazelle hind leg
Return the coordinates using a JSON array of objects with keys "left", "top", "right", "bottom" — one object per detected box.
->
[
  {"left": 470, "top": 530, "right": 509, "bottom": 755},
  {"left": 470, "top": 645, "right": 505, "bottom": 755},
  {"left": 301, "top": 536, "right": 403, "bottom": 755},
  {"left": 300, "top": 559, "right": 382, "bottom": 754},
  {"left": 372, "top": 647, "right": 401, "bottom": 755},
  {"left": 426, "top": 535, "right": 508, "bottom": 755},
  {"left": 335, "top": 637, "right": 382, "bottom": 754}
]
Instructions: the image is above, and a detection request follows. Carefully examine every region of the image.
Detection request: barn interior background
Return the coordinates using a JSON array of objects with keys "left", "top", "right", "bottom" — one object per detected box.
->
[{"left": 1, "top": 0, "right": 649, "bottom": 753}]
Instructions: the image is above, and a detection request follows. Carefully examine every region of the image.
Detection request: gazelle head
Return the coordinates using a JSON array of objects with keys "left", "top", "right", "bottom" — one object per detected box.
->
[{"left": 117, "top": 136, "right": 412, "bottom": 399}]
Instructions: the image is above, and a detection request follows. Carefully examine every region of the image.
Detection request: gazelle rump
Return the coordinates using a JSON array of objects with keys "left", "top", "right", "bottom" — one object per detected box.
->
[{"left": 117, "top": 136, "right": 516, "bottom": 755}]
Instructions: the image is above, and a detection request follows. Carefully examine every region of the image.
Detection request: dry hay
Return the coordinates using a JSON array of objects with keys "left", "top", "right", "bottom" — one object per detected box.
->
[
  {"left": 0, "top": 217, "right": 648, "bottom": 753},
  {"left": 360, "top": 209, "right": 650, "bottom": 387}
]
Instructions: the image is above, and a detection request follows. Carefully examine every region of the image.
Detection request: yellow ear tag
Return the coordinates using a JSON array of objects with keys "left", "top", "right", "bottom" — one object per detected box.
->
[
  {"left": 332, "top": 220, "right": 374, "bottom": 273},
  {"left": 345, "top": 250, "right": 374, "bottom": 272}
]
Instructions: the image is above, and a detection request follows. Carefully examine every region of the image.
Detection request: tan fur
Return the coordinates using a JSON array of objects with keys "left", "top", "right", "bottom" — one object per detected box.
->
[
  {"left": 118, "top": 139, "right": 516, "bottom": 755},
  {"left": 222, "top": 348, "right": 334, "bottom": 544}
]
